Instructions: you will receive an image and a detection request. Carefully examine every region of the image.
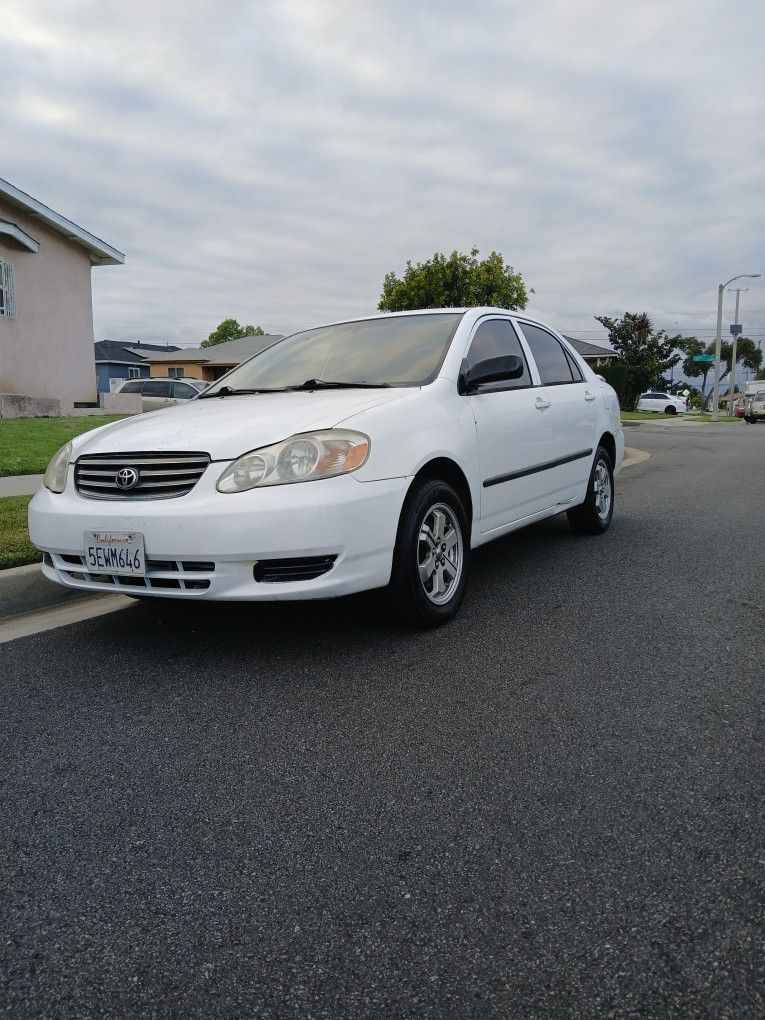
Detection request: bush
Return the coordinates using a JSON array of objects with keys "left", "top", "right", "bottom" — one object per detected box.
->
[{"left": 598, "top": 360, "right": 628, "bottom": 401}]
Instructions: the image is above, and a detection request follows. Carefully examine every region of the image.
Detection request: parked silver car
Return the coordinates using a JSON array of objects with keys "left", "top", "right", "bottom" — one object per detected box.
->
[{"left": 117, "top": 377, "right": 207, "bottom": 411}]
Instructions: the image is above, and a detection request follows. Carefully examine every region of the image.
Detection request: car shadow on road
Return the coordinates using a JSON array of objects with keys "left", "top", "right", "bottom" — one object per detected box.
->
[{"left": 123, "top": 511, "right": 586, "bottom": 650}]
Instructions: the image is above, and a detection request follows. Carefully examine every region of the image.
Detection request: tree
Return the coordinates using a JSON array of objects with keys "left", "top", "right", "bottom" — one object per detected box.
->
[
  {"left": 378, "top": 247, "right": 527, "bottom": 312},
  {"left": 594, "top": 313, "right": 680, "bottom": 409},
  {"left": 679, "top": 335, "right": 762, "bottom": 398},
  {"left": 717, "top": 336, "right": 761, "bottom": 383},
  {"left": 677, "top": 336, "right": 713, "bottom": 398},
  {"left": 202, "top": 319, "right": 265, "bottom": 347}
]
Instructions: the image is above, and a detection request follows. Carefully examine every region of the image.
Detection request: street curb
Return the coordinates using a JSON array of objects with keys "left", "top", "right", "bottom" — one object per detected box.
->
[{"left": 0, "top": 562, "right": 95, "bottom": 624}]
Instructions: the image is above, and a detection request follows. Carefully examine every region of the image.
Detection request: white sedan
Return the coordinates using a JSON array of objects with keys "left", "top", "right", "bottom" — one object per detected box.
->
[
  {"left": 636, "top": 391, "right": 687, "bottom": 414},
  {"left": 29, "top": 308, "right": 623, "bottom": 626}
]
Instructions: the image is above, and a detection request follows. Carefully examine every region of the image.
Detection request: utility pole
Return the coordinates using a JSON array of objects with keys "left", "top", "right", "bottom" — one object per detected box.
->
[
  {"left": 727, "top": 288, "right": 747, "bottom": 414},
  {"left": 712, "top": 273, "right": 761, "bottom": 420}
]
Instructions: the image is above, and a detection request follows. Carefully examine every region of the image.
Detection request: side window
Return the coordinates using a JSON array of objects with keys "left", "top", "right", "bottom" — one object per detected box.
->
[
  {"left": 119, "top": 380, "right": 143, "bottom": 393},
  {"left": 466, "top": 319, "right": 531, "bottom": 391},
  {"left": 562, "top": 345, "right": 584, "bottom": 382},
  {"left": 0, "top": 259, "right": 17, "bottom": 318},
  {"left": 142, "top": 380, "right": 172, "bottom": 397},
  {"left": 173, "top": 382, "right": 197, "bottom": 399},
  {"left": 518, "top": 324, "right": 574, "bottom": 385}
]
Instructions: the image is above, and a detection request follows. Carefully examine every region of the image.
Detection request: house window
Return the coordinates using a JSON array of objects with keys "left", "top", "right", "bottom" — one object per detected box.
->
[
  {"left": 128, "top": 366, "right": 141, "bottom": 379},
  {"left": 167, "top": 366, "right": 184, "bottom": 378},
  {"left": 0, "top": 259, "right": 17, "bottom": 318}
]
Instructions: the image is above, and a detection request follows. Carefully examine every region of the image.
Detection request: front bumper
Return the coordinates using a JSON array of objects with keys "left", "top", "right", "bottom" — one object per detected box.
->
[{"left": 28, "top": 467, "right": 409, "bottom": 600}]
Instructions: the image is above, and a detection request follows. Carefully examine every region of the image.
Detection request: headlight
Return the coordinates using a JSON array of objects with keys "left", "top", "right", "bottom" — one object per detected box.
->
[
  {"left": 217, "top": 430, "right": 370, "bottom": 493},
  {"left": 43, "top": 441, "right": 73, "bottom": 493}
]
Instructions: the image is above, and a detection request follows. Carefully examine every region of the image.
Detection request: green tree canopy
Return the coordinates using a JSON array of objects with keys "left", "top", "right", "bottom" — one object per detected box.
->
[
  {"left": 378, "top": 247, "right": 528, "bottom": 312},
  {"left": 679, "top": 335, "right": 762, "bottom": 395},
  {"left": 202, "top": 319, "right": 265, "bottom": 348},
  {"left": 595, "top": 313, "right": 680, "bottom": 409}
]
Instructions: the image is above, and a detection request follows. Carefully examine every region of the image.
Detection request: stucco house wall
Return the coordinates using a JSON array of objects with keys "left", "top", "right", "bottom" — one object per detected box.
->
[{"left": 0, "top": 201, "right": 98, "bottom": 411}]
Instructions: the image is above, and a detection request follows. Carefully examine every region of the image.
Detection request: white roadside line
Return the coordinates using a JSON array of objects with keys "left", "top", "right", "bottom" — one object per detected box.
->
[{"left": 0, "top": 594, "right": 134, "bottom": 645}]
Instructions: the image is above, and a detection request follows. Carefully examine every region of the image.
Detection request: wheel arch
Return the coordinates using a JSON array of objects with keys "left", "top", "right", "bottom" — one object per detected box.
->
[
  {"left": 597, "top": 430, "right": 616, "bottom": 468},
  {"left": 407, "top": 457, "right": 474, "bottom": 526}
]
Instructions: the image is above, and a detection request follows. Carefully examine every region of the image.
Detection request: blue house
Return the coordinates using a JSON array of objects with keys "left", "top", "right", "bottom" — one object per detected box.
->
[{"left": 94, "top": 340, "right": 180, "bottom": 394}]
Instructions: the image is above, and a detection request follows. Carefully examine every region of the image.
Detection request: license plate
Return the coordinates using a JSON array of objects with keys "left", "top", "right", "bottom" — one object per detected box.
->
[{"left": 83, "top": 531, "right": 145, "bottom": 576}]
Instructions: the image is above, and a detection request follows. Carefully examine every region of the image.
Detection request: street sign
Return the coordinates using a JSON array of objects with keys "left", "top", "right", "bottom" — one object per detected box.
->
[
  {"left": 729, "top": 323, "right": 743, "bottom": 335},
  {"left": 693, "top": 354, "right": 715, "bottom": 363}
]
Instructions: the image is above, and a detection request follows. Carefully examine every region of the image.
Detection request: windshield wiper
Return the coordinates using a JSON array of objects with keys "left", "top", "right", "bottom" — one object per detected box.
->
[
  {"left": 291, "top": 379, "right": 391, "bottom": 390},
  {"left": 199, "top": 386, "right": 288, "bottom": 399}
]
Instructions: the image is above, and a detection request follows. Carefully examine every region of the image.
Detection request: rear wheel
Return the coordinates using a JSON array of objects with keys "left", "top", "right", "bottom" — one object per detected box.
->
[
  {"left": 389, "top": 478, "right": 470, "bottom": 628},
  {"left": 567, "top": 447, "right": 614, "bottom": 535}
]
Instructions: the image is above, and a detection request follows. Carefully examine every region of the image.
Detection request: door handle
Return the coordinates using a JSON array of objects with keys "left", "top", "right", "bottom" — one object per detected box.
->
[
  {"left": 584, "top": 390, "right": 597, "bottom": 402},
  {"left": 535, "top": 396, "right": 551, "bottom": 410}
]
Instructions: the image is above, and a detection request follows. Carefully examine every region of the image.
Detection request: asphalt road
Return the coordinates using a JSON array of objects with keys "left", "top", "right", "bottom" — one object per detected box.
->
[{"left": 2, "top": 424, "right": 763, "bottom": 1018}]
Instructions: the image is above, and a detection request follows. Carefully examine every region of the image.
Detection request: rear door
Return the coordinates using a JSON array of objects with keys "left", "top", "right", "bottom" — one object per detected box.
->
[
  {"left": 466, "top": 317, "right": 558, "bottom": 533},
  {"left": 140, "top": 379, "right": 173, "bottom": 410},
  {"left": 514, "top": 322, "right": 598, "bottom": 505}
]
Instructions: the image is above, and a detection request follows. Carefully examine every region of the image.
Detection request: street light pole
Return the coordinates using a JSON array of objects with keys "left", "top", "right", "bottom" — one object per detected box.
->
[
  {"left": 727, "top": 287, "right": 746, "bottom": 414},
  {"left": 711, "top": 273, "right": 761, "bottom": 420}
]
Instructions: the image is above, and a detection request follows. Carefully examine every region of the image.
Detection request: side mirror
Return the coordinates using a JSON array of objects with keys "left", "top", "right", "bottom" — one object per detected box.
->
[{"left": 463, "top": 355, "right": 524, "bottom": 394}]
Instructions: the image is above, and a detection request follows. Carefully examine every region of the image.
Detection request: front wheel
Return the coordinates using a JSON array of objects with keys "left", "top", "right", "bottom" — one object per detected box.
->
[
  {"left": 665, "top": 404, "right": 677, "bottom": 415},
  {"left": 567, "top": 447, "right": 614, "bottom": 534},
  {"left": 389, "top": 479, "right": 470, "bottom": 628}
]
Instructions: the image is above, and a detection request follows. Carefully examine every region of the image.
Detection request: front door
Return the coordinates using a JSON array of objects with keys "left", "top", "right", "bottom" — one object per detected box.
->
[{"left": 466, "top": 318, "right": 557, "bottom": 534}]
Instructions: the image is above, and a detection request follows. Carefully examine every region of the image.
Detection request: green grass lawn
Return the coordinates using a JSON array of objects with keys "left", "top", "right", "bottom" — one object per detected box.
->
[
  {"left": 0, "top": 496, "right": 39, "bottom": 569},
  {"left": 621, "top": 411, "right": 677, "bottom": 420},
  {"left": 621, "top": 411, "right": 737, "bottom": 423},
  {"left": 0, "top": 415, "right": 127, "bottom": 476}
]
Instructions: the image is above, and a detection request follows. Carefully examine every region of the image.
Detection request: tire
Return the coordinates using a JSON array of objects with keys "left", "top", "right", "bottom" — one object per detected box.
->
[
  {"left": 665, "top": 405, "right": 677, "bottom": 415},
  {"left": 566, "top": 447, "right": 614, "bottom": 535},
  {"left": 745, "top": 416, "right": 753, "bottom": 424},
  {"left": 389, "top": 478, "right": 470, "bottom": 628}
]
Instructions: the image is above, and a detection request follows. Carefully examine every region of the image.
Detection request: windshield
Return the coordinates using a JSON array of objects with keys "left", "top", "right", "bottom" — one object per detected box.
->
[{"left": 202, "top": 313, "right": 462, "bottom": 395}]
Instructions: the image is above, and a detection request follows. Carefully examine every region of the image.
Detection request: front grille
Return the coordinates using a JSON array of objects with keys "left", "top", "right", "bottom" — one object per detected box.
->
[
  {"left": 253, "top": 556, "right": 337, "bottom": 583},
  {"left": 47, "top": 552, "right": 215, "bottom": 594},
  {"left": 75, "top": 452, "right": 210, "bottom": 499}
]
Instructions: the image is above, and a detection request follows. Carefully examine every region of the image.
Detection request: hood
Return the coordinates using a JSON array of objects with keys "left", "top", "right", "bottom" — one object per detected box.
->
[{"left": 72, "top": 389, "right": 410, "bottom": 460}]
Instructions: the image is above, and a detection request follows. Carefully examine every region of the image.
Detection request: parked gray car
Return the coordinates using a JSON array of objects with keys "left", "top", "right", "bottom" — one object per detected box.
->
[{"left": 117, "top": 378, "right": 207, "bottom": 411}]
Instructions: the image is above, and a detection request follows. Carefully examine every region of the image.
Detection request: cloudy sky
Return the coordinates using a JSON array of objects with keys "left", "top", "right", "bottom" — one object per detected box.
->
[{"left": 2, "top": 0, "right": 764, "bottom": 347}]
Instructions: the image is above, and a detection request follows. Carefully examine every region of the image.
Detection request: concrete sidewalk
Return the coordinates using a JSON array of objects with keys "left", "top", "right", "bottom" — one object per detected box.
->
[
  {"left": 0, "top": 562, "right": 93, "bottom": 624},
  {"left": 0, "top": 474, "right": 43, "bottom": 497}
]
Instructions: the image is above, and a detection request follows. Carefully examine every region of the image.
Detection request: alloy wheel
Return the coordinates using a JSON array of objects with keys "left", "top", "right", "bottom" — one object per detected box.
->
[
  {"left": 417, "top": 503, "right": 463, "bottom": 605},
  {"left": 594, "top": 459, "right": 612, "bottom": 522}
]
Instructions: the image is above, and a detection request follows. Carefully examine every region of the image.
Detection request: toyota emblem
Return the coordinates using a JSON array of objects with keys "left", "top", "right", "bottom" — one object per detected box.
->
[{"left": 115, "top": 467, "right": 140, "bottom": 490}]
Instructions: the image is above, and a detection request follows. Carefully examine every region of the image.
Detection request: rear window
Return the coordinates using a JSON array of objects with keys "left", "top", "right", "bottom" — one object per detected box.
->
[
  {"left": 142, "top": 380, "right": 172, "bottom": 397},
  {"left": 518, "top": 323, "right": 574, "bottom": 385}
]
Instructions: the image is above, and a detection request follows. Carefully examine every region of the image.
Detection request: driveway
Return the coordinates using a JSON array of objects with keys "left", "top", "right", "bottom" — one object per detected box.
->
[{"left": 1, "top": 425, "right": 762, "bottom": 1017}]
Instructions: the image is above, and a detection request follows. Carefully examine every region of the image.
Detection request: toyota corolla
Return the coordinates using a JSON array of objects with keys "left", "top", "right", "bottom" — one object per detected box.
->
[{"left": 29, "top": 308, "right": 623, "bottom": 626}]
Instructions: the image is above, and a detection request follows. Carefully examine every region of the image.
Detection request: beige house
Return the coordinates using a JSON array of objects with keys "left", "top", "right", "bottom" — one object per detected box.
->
[
  {"left": 148, "top": 335, "right": 283, "bottom": 382},
  {"left": 0, "top": 177, "right": 124, "bottom": 414}
]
